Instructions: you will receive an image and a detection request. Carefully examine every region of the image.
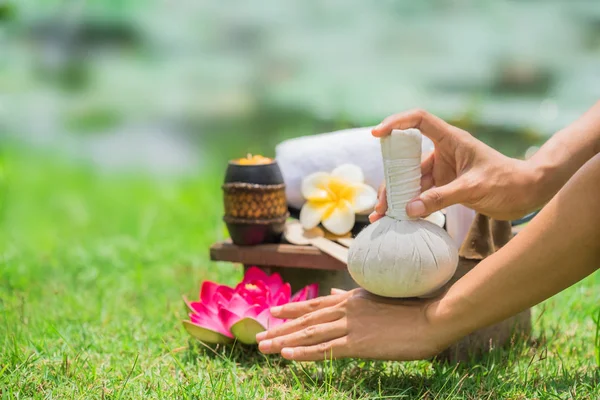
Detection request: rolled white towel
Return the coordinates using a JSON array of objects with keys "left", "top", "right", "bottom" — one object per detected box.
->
[{"left": 276, "top": 127, "right": 435, "bottom": 210}]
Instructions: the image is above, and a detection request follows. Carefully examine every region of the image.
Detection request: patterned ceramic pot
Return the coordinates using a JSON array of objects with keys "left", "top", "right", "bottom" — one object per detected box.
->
[{"left": 223, "top": 158, "right": 289, "bottom": 245}]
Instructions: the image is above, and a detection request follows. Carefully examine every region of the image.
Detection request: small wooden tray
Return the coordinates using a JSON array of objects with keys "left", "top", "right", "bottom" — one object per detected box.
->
[{"left": 210, "top": 240, "right": 347, "bottom": 271}]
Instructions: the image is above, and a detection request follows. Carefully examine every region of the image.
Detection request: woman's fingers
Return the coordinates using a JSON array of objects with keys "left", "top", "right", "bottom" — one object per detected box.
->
[
  {"left": 421, "top": 152, "right": 435, "bottom": 177},
  {"left": 281, "top": 337, "right": 350, "bottom": 361},
  {"left": 257, "top": 304, "right": 344, "bottom": 343},
  {"left": 375, "top": 184, "right": 387, "bottom": 215},
  {"left": 371, "top": 109, "right": 451, "bottom": 143},
  {"left": 407, "top": 179, "right": 467, "bottom": 217},
  {"left": 420, "top": 174, "right": 435, "bottom": 192},
  {"left": 370, "top": 183, "right": 387, "bottom": 222},
  {"left": 368, "top": 211, "right": 384, "bottom": 223},
  {"left": 259, "top": 320, "right": 347, "bottom": 354},
  {"left": 269, "top": 292, "right": 349, "bottom": 319}
]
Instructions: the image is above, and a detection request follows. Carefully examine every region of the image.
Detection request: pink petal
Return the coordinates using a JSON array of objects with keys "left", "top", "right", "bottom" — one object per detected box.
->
[
  {"left": 272, "top": 283, "right": 291, "bottom": 306},
  {"left": 252, "top": 302, "right": 270, "bottom": 314},
  {"left": 242, "top": 267, "right": 270, "bottom": 283},
  {"left": 188, "top": 301, "right": 213, "bottom": 317},
  {"left": 219, "top": 308, "right": 241, "bottom": 332},
  {"left": 216, "top": 285, "right": 235, "bottom": 301},
  {"left": 235, "top": 280, "right": 269, "bottom": 306},
  {"left": 243, "top": 267, "right": 284, "bottom": 294},
  {"left": 220, "top": 300, "right": 266, "bottom": 331},
  {"left": 189, "top": 312, "right": 233, "bottom": 338},
  {"left": 265, "top": 272, "right": 284, "bottom": 293},
  {"left": 268, "top": 316, "right": 286, "bottom": 329},
  {"left": 306, "top": 283, "right": 319, "bottom": 299},
  {"left": 243, "top": 304, "right": 262, "bottom": 319},
  {"left": 256, "top": 308, "right": 271, "bottom": 329},
  {"left": 227, "top": 293, "right": 253, "bottom": 315},
  {"left": 200, "top": 281, "right": 222, "bottom": 309},
  {"left": 291, "top": 283, "right": 319, "bottom": 302},
  {"left": 221, "top": 303, "right": 263, "bottom": 326},
  {"left": 214, "top": 292, "right": 231, "bottom": 309},
  {"left": 291, "top": 287, "right": 308, "bottom": 302},
  {"left": 255, "top": 308, "right": 285, "bottom": 330},
  {"left": 235, "top": 279, "right": 268, "bottom": 294}
]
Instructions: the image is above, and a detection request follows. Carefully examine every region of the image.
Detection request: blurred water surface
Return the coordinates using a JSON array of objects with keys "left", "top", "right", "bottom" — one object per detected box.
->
[{"left": 1, "top": 0, "right": 599, "bottom": 173}]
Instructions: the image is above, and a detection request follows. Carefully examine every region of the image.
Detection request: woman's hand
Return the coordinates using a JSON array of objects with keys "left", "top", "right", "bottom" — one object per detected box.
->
[
  {"left": 369, "top": 109, "right": 543, "bottom": 222},
  {"left": 255, "top": 289, "right": 458, "bottom": 361}
]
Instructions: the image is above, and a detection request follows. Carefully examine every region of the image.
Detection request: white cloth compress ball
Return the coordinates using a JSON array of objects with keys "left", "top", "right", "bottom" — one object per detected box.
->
[{"left": 347, "top": 129, "right": 458, "bottom": 298}]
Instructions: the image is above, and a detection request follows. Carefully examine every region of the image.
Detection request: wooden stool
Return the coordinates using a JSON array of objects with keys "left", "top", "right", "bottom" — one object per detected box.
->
[
  {"left": 210, "top": 214, "right": 531, "bottom": 362},
  {"left": 210, "top": 241, "right": 358, "bottom": 296}
]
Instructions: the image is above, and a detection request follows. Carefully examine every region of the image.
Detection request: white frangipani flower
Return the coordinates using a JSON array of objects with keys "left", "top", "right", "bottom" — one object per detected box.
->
[{"left": 300, "top": 164, "right": 377, "bottom": 235}]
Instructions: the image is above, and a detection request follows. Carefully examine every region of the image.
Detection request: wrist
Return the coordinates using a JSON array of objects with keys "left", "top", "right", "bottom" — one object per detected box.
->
[
  {"left": 424, "top": 292, "right": 474, "bottom": 351},
  {"left": 524, "top": 150, "right": 565, "bottom": 208},
  {"left": 525, "top": 113, "right": 600, "bottom": 206}
]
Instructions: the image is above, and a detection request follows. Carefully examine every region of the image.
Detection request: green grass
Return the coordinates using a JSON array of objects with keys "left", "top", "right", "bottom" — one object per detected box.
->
[{"left": 1, "top": 145, "right": 599, "bottom": 399}]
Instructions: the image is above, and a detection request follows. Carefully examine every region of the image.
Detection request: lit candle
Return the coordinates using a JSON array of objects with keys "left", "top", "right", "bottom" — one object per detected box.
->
[
  {"left": 223, "top": 153, "right": 288, "bottom": 245},
  {"left": 234, "top": 153, "right": 273, "bottom": 165}
]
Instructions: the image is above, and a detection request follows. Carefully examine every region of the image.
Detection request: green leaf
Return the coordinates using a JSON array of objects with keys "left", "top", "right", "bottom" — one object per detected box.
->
[
  {"left": 182, "top": 321, "right": 233, "bottom": 345},
  {"left": 230, "top": 318, "right": 266, "bottom": 345}
]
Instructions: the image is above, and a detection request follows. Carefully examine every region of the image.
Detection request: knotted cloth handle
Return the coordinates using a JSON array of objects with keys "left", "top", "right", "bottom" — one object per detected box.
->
[{"left": 380, "top": 129, "right": 422, "bottom": 221}]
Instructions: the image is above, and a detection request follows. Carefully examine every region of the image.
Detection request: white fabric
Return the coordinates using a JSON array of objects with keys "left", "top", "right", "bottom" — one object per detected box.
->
[
  {"left": 424, "top": 210, "right": 446, "bottom": 228},
  {"left": 445, "top": 204, "right": 477, "bottom": 247},
  {"left": 347, "top": 217, "right": 459, "bottom": 298},
  {"left": 275, "top": 127, "right": 435, "bottom": 209},
  {"left": 381, "top": 129, "right": 422, "bottom": 220}
]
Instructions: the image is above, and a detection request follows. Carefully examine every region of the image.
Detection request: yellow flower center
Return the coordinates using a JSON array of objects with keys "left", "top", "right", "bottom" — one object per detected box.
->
[
  {"left": 309, "top": 177, "right": 355, "bottom": 219},
  {"left": 245, "top": 283, "right": 259, "bottom": 291}
]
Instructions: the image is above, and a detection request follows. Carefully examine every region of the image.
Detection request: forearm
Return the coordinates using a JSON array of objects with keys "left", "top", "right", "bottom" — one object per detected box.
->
[
  {"left": 431, "top": 154, "right": 600, "bottom": 342},
  {"left": 528, "top": 101, "right": 600, "bottom": 208}
]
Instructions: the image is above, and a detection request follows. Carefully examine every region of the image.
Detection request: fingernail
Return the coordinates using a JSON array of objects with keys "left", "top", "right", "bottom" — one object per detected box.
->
[
  {"left": 407, "top": 200, "right": 426, "bottom": 217},
  {"left": 255, "top": 331, "right": 266, "bottom": 342},
  {"left": 258, "top": 339, "right": 272, "bottom": 352},
  {"left": 371, "top": 124, "right": 383, "bottom": 134},
  {"left": 368, "top": 211, "right": 377, "bottom": 223},
  {"left": 270, "top": 306, "right": 282, "bottom": 315},
  {"left": 281, "top": 348, "right": 294, "bottom": 359}
]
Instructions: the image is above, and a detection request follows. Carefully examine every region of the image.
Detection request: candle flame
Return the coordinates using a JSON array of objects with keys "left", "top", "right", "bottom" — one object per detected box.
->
[{"left": 235, "top": 154, "right": 273, "bottom": 165}]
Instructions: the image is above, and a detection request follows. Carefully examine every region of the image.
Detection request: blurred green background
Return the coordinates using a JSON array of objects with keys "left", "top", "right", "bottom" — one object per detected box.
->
[
  {"left": 2, "top": 0, "right": 600, "bottom": 165},
  {"left": 1, "top": 1, "right": 600, "bottom": 397}
]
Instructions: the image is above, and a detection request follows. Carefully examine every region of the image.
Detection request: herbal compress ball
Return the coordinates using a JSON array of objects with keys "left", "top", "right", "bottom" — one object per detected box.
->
[{"left": 347, "top": 129, "right": 459, "bottom": 298}]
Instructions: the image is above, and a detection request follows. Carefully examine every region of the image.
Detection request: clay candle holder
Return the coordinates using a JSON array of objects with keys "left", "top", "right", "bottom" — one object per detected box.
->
[{"left": 223, "top": 154, "right": 289, "bottom": 246}]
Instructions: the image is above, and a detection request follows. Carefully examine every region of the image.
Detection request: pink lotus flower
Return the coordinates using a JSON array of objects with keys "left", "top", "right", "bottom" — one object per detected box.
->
[{"left": 183, "top": 267, "right": 318, "bottom": 345}]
